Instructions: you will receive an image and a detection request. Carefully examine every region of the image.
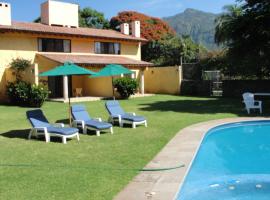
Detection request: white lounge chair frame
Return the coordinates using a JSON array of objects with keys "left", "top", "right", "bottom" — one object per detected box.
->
[
  {"left": 28, "top": 123, "right": 80, "bottom": 144},
  {"left": 72, "top": 118, "right": 113, "bottom": 136},
  {"left": 242, "top": 92, "right": 262, "bottom": 114},
  {"left": 108, "top": 112, "right": 147, "bottom": 129}
]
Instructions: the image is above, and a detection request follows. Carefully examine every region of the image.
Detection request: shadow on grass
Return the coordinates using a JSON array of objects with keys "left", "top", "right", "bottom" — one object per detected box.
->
[
  {"left": 56, "top": 119, "right": 118, "bottom": 136},
  {"left": 56, "top": 119, "right": 69, "bottom": 124},
  {"left": 139, "top": 97, "right": 270, "bottom": 117},
  {"left": 1, "top": 128, "right": 73, "bottom": 143},
  {"left": 1, "top": 129, "right": 29, "bottom": 139}
]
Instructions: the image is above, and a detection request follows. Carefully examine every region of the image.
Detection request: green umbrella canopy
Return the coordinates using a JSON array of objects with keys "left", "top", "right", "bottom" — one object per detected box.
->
[
  {"left": 39, "top": 62, "right": 96, "bottom": 77},
  {"left": 90, "top": 64, "right": 133, "bottom": 78}
]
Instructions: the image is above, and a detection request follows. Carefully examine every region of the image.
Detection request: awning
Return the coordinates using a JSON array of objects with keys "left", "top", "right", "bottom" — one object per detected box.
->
[{"left": 37, "top": 53, "right": 154, "bottom": 67}]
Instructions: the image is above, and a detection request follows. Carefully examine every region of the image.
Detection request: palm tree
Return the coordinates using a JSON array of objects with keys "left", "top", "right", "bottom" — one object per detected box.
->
[{"left": 215, "top": 5, "right": 243, "bottom": 45}]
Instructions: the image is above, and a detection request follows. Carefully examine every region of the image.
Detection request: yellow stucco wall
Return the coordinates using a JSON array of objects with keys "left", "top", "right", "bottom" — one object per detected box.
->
[
  {"left": 0, "top": 33, "right": 37, "bottom": 100},
  {"left": 0, "top": 32, "right": 142, "bottom": 100},
  {"left": 145, "top": 66, "right": 182, "bottom": 95},
  {"left": 121, "top": 41, "right": 141, "bottom": 60},
  {"left": 71, "top": 38, "right": 94, "bottom": 53}
]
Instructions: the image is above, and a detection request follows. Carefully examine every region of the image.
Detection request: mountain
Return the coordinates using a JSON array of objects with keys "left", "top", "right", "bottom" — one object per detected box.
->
[{"left": 163, "top": 8, "right": 219, "bottom": 50}]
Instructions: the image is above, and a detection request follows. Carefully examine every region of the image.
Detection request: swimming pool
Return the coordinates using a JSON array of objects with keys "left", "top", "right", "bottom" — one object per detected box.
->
[{"left": 176, "top": 121, "right": 270, "bottom": 200}]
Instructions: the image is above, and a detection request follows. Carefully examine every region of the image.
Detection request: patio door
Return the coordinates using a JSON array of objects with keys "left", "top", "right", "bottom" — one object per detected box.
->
[{"left": 48, "top": 76, "right": 72, "bottom": 98}]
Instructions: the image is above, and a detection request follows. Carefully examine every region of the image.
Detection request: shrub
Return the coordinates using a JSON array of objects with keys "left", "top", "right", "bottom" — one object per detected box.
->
[
  {"left": 29, "top": 84, "right": 50, "bottom": 107},
  {"left": 113, "top": 77, "right": 139, "bottom": 99},
  {"left": 10, "top": 58, "right": 31, "bottom": 81},
  {"left": 6, "top": 81, "right": 49, "bottom": 107},
  {"left": 6, "top": 81, "right": 30, "bottom": 105}
]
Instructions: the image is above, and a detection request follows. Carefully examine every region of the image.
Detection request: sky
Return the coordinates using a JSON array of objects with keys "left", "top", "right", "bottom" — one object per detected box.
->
[{"left": 6, "top": 0, "right": 237, "bottom": 22}]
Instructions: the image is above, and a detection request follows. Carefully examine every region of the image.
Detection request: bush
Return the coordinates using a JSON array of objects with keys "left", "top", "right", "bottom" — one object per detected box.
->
[
  {"left": 10, "top": 58, "right": 31, "bottom": 81},
  {"left": 29, "top": 84, "right": 50, "bottom": 107},
  {"left": 113, "top": 77, "right": 139, "bottom": 99},
  {"left": 6, "top": 81, "right": 30, "bottom": 105},
  {"left": 180, "top": 80, "right": 211, "bottom": 96},
  {"left": 6, "top": 81, "right": 49, "bottom": 107}
]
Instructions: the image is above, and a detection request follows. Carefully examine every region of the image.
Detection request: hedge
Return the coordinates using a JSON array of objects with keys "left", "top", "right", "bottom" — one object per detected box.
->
[
  {"left": 180, "top": 80, "right": 211, "bottom": 96},
  {"left": 222, "top": 80, "right": 270, "bottom": 98}
]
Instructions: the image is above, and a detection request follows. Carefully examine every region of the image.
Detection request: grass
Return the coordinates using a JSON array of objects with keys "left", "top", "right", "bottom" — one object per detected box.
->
[{"left": 0, "top": 95, "right": 259, "bottom": 199}]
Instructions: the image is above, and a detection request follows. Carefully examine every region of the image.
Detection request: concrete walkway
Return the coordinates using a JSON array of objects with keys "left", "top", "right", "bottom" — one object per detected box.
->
[{"left": 114, "top": 117, "right": 269, "bottom": 200}]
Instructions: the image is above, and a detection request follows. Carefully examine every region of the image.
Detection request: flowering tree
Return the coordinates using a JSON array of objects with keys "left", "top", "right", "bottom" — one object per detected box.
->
[{"left": 110, "top": 11, "right": 175, "bottom": 41}]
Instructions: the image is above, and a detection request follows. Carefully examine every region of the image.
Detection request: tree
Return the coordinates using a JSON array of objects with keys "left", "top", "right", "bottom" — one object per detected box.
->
[
  {"left": 79, "top": 8, "right": 110, "bottom": 29},
  {"left": 110, "top": 11, "right": 175, "bottom": 41},
  {"left": 214, "top": 1, "right": 270, "bottom": 79},
  {"left": 142, "top": 35, "right": 204, "bottom": 66}
]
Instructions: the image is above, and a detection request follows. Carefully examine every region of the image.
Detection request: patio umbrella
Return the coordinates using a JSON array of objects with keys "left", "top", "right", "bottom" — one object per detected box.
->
[
  {"left": 90, "top": 64, "right": 133, "bottom": 100},
  {"left": 39, "top": 62, "right": 96, "bottom": 125}
]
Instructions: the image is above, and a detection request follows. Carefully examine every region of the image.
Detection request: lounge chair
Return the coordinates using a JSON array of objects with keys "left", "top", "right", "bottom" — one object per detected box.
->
[
  {"left": 71, "top": 105, "right": 113, "bottom": 136},
  {"left": 242, "top": 92, "right": 262, "bottom": 114},
  {"left": 105, "top": 100, "right": 147, "bottom": 128},
  {"left": 26, "top": 109, "right": 80, "bottom": 144}
]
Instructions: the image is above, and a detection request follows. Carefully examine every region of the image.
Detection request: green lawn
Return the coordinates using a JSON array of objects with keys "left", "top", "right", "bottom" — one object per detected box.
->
[{"left": 0, "top": 95, "right": 254, "bottom": 199}]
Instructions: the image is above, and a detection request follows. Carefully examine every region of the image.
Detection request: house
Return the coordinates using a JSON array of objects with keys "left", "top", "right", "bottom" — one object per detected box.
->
[{"left": 0, "top": 0, "right": 153, "bottom": 102}]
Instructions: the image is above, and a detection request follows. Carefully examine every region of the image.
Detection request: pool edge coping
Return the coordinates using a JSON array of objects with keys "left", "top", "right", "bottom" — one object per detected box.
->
[{"left": 113, "top": 117, "right": 269, "bottom": 200}]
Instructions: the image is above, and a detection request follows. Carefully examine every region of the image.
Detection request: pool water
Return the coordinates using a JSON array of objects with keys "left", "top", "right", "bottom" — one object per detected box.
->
[{"left": 177, "top": 121, "right": 270, "bottom": 200}]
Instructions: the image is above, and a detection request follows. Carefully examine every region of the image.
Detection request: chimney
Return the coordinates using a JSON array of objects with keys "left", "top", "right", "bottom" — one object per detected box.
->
[
  {"left": 0, "top": 2, "right": 11, "bottom": 26},
  {"left": 120, "top": 23, "right": 129, "bottom": 35},
  {"left": 131, "top": 21, "right": 140, "bottom": 38},
  {"left": 41, "top": 0, "right": 79, "bottom": 28}
]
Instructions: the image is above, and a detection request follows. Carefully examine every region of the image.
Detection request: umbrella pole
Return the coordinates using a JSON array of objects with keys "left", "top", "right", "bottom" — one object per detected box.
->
[
  {"left": 112, "top": 77, "right": 115, "bottom": 100},
  {"left": 69, "top": 96, "right": 71, "bottom": 126},
  {"left": 67, "top": 75, "right": 71, "bottom": 126}
]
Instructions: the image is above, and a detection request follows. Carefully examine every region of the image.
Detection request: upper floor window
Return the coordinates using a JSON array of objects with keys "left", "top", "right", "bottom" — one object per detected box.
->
[
  {"left": 95, "top": 42, "right": 121, "bottom": 55},
  {"left": 38, "top": 38, "right": 71, "bottom": 53}
]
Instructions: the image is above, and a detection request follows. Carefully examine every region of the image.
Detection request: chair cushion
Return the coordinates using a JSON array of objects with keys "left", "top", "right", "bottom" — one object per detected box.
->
[
  {"left": 85, "top": 120, "right": 112, "bottom": 130},
  {"left": 121, "top": 114, "right": 146, "bottom": 122},
  {"left": 71, "top": 105, "right": 91, "bottom": 121},
  {"left": 106, "top": 101, "right": 125, "bottom": 116},
  {"left": 26, "top": 109, "right": 51, "bottom": 128},
  {"left": 38, "top": 127, "right": 79, "bottom": 135}
]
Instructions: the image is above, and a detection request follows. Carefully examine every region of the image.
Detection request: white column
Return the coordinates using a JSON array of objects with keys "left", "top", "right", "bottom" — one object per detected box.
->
[
  {"left": 63, "top": 75, "right": 69, "bottom": 101},
  {"left": 140, "top": 70, "right": 145, "bottom": 95},
  {"left": 34, "top": 63, "right": 39, "bottom": 85}
]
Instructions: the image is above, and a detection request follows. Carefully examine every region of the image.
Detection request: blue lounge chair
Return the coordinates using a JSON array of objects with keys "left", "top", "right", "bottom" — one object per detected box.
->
[
  {"left": 26, "top": 109, "right": 79, "bottom": 144},
  {"left": 105, "top": 100, "right": 147, "bottom": 128},
  {"left": 71, "top": 105, "right": 113, "bottom": 136}
]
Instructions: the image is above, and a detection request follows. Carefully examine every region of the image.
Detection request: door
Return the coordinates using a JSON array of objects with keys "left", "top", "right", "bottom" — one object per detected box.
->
[
  {"left": 48, "top": 76, "right": 73, "bottom": 98},
  {"left": 48, "top": 76, "right": 63, "bottom": 98}
]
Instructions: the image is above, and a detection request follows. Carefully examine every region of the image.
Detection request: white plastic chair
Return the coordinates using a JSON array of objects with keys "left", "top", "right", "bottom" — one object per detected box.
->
[{"left": 242, "top": 92, "right": 262, "bottom": 114}]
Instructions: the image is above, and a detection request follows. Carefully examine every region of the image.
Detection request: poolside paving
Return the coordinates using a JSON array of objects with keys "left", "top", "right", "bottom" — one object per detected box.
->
[{"left": 114, "top": 117, "right": 268, "bottom": 200}]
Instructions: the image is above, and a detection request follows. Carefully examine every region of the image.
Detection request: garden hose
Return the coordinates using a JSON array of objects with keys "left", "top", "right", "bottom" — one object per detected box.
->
[{"left": 0, "top": 163, "right": 185, "bottom": 172}]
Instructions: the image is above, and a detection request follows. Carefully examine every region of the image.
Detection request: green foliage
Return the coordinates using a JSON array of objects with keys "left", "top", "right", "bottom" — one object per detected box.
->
[
  {"left": 164, "top": 9, "right": 219, "bottom": 50},
  {"left": 180, "top": 80, "right": 211, "bottom": 96},
  {"left": 6, "top": 81, "right": 49, "bottom": 107},
  {"left": 6, "top": 81, "right": 30, "bottom": 105},
  {"left": 142, "top": 35, "right": 205, "bottom": 66},
  {"left": 79, "top": 8, "right": 110, "bottom": 29},
  {"left": 10, "top": 58, "right": 31, "bottom": 81},
  {"left": 29, "top": 84, "right": 50, "bottom": 107},
  {"left": 214, "top": 0, "right": 270, "bottom": 79},
  {"left": 113, "top": 77, "right": 138, "bottom": 99}
]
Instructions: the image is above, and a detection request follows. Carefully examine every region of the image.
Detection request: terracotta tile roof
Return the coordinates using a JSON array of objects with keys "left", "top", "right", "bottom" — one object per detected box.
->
[
  {"left": 0, "top": 21, "right": 147, "bottom": 42},
  {"left": 38, "top": 53, "right": 154, "bottom": 67}
]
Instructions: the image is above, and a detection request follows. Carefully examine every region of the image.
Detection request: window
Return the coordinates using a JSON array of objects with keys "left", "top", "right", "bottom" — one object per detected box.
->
[
  {"left": 95, "top": 42, "right": 121, "bottom": 55},
  {"left": 38, "top": 38, "right": 71, "bottom": 53},
  {"left": 124, "top": 70, "right": 136, "bottom": 79}
]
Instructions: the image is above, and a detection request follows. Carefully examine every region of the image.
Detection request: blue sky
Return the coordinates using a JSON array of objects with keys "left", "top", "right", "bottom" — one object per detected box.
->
[{"left": 6, "top": 0, "right": 237, "bottom": 22}]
